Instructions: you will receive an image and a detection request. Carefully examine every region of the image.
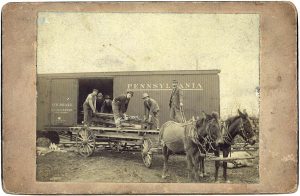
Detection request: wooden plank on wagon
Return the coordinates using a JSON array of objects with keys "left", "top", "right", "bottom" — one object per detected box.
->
[
  {"left": 94, "top": 132, "right": 144, "bottom": 140},
  {"left": 231, "top": 149, "right": 258, "bottom": 152},
  {"left": 94, "top": 112, "right": 114, "bottom": 117},
  {"left": 207, "top": 156, "right": 257, "bottom": 161},
  {"left": 88, "top": 126, "right": 160, "bottom": 134}
]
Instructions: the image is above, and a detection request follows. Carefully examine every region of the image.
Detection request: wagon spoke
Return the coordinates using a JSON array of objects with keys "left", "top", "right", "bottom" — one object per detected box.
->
[
  {"left": 87, "top": 133, "right": 93, "bottom": 140},
  {"left": 82, "top": 131, "right": 87, "bottom": 140},
  {"left": 88, "top": 143, "right": 94, "bottom": 147},
  {"left": 82, "top": 145, "right": 87, "bottom": 153},
  {"left": 77, "top": 136, "right": 84, "bottom": 141},
  {"left": 80, "top": 144, "right": 85, "bottom": 151},
  {"left": 84, "top": 145, "right": 89, "bottom": 154},
  {"left": 87, "top": 144, "right": 92, "bottom": 154},
  {"left": 142, "top": 153, "right": 153, "bottom": 168},
  {"left": 78, "top": 144, "right": 85, "bottom": 154},
  {"left": 76, "top": 128, "right": 95, "bottom": 157},
  {"left": 141, "top": 139, "right": 153, "bottom": 168}
]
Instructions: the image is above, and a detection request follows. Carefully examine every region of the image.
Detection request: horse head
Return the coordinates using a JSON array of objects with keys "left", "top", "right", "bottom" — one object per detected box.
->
[
  {"left": 197, "top": 111, "right": 223, "bottom": 146},
  {"left": 237, "top": 109, "right": 256, "bottom": 145}
]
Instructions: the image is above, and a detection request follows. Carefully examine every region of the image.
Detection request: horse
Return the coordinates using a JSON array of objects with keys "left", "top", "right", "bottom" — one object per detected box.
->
[
  {"left": 213, "top": 109, "right": 257, "bottom": 182},
  {"left": 159, "top": 112, "right": 222, "bottom": 181},
  {"left": 197, "top": 112, "right": 223, "bottom": 178}
]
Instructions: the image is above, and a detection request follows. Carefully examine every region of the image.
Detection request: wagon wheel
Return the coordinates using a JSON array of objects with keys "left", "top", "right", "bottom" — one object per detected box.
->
[
  {"left": 141, "top": 139, "right": 153, "bottom": 168},
  {"left": 76, "top": 127, "right": 96, "bottom": 157}
]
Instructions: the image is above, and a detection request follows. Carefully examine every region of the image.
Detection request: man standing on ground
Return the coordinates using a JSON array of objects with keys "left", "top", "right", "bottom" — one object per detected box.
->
[
  {"left": 142, "top": 93, "right": 160, "bottom": 130},
  {"left": 83, "top": 89, "right": 98, "bottom": 125},
  {"left": 112, "top": 91, "right": 134, "bottom": 130},
  {"left": 169, "top": 80, "right": 184, "bottom": 123}
]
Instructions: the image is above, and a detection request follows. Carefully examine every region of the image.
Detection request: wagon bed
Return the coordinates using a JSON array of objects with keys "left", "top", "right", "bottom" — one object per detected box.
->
[{"left": 43, "top": 118, "right": 160, "bottom": 168}]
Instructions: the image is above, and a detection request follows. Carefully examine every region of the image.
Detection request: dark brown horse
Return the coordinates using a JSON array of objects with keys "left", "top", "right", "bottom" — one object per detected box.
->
[
  {"left": 197, "top": 112, "right": 223, "bottom": 178},
  {"left": 159, "top": 112, "right": 222, "bottom": 181},
  {"left": 213, "top": 109, "right": 257, "bottom": 182}
]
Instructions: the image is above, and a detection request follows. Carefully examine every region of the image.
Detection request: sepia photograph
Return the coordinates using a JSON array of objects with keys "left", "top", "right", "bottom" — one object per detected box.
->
[
  {"left": 36, "top": 12, "right": 260, "bottom": 183},
  {"left": 2, "top": 1, "right": 298, "bottom": 194}
]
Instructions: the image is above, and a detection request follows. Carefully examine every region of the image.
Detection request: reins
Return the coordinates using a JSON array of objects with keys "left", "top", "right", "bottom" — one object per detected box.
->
[
  {"left": 205, "top": 120, "right": 219, "bottom": 151},
  {"left": 222, "top": 122, "right": 235, "bottom": 145},
  {"left": 222, "top": 117, "right": 252, "bottom": 145},
  {"left": 187, "top": 118, "right": 219, "bottom": 156}
]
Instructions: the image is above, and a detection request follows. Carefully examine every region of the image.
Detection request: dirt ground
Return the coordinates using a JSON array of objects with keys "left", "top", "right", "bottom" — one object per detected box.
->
[{"left": 36, "top": 148, "right": 259, "bottom": 183}]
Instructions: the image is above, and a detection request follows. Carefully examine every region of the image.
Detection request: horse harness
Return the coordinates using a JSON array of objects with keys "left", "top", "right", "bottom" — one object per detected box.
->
[
  {"left": 160, "top": 119, "right": 220, "bottom": 156},
  {"left": 222, "top": 121, "right": 235, "bottom": 145},
  {"left": 159, "top": 120, "right": 195, "bottom": 147},
  {"left": 185, "top": 118, "right": 219, "bottom": 156},
  {"left": 222, "top": 117, "right": 251, "bottom": 146}
]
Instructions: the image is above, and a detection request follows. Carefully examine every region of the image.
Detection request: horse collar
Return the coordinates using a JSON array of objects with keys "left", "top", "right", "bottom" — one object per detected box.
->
[
  {"left": 239, "top": 118, "right": 252, "bottom": 144},
  {"left": 222, "top": 123, "right": 234, "bottom": 145}
]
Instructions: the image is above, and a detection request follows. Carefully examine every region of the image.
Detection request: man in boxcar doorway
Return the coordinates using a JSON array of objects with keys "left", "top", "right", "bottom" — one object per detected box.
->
[
  {"left": 112, "top": 91, "right": 134, "bottom": 130},
  {"left": 101, "top": 95, "right": 113, "bottom": 113},
  {"left": 96, "top": 92, "right": 104, "bottom": 112},
  {"left": 83, "top": 89, "right": 98, "bottom": 125},
  {"left": 169, "top": 80, "right": 184, "bottom": 123},
  {"left": 142, "top": 93, "right": 160, "bottom": 130}
]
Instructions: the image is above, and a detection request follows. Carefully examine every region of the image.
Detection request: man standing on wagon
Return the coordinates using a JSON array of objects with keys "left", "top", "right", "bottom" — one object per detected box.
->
[
  {"left": 169, "top": 79, "right": 184, "bottom": 123},
  {"left": 142, "top": 93, "right": 160, "bottom": 131},
  {"left": 83, "top": 89, "right": 98, "bottom": 125},
  {"left": 112, "top": 91, "right": 134, "bottom": 130}
]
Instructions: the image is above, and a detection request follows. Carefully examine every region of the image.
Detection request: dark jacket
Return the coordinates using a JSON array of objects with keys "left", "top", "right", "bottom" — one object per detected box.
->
[
  {"left": 113, "top": 94, "right": 130, "bottom": 113},
  {"left": 144, "top": 98, "right": 160, "bottom": 116},
  {"left": 101, "top": 99, "right": 112, "bottom": 113},
  {"left": 169, "top": 87, "right": 183, "bottom": 109},
  {"left": 96, "top": 98, "right": 104, "bottom": 112}
]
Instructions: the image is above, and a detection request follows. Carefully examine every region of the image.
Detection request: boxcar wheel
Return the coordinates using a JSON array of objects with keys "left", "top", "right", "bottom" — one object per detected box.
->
[
  {"left": 141, "top": 139, "right": 153, "bottom": 168},
  {"left": 76, "top": 127, "right": 96, "bottom": 157}
]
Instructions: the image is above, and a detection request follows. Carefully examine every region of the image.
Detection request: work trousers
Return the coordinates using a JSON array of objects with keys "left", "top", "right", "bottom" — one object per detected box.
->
[
  {"left": 83, "top": 103, "right": 93, "bottom": 125},
  {"left": 147, "top": 111, "right": 160, "bottom": 130},
  {"left": 169, "top": 106, "right": 183, "bottom": 123},
  {"left": 112, "top": 101, "right": 122, "bottom": 128}
]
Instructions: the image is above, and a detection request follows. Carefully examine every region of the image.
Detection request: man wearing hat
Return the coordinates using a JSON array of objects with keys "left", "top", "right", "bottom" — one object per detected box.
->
[
  {"left": 142, "top": 93, "right": 160, "bottom": 130},
  {"left": 112, "top": 91, "right": 134, "bottom": 130},
  {"left": 101, "top": 95, "right": 113, "bottom": 113},
  {"left": 96, "top": 92, "right": 104, "bottom": 112},
  {"left": 169, "top": 80, "right": 184, "bottom": 123},
  {"left": 83, "top": 89, "right": 98, "bottom": 125}
]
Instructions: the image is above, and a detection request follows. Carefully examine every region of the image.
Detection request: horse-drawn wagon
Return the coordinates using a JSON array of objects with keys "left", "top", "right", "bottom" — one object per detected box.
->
[
  {"left": 42, "top": 109, "right": 258, "bottom": 182},
  {"left": 43, "top": 112, "right": 161, "bottom": 168}
]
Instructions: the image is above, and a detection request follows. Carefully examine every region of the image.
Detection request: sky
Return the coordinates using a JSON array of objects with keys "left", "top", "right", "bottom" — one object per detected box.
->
[{"left": 37, "top": 12, "right": 260, "bottom": 117}]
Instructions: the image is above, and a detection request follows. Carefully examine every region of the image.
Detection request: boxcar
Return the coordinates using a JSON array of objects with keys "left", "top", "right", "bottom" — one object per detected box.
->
[{"left": 37, "top": 70, "right": 220, "bottom": 131}]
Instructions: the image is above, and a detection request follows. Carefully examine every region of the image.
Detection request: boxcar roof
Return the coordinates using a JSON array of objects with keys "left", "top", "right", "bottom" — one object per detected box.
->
[{"left": 38, "top": 70, "right": 221, "bottom": 79}]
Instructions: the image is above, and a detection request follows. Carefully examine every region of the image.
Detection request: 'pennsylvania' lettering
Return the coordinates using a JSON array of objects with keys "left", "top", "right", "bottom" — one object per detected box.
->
[{"left": 127, "top": 82, "right": 203, "bottom": 91}]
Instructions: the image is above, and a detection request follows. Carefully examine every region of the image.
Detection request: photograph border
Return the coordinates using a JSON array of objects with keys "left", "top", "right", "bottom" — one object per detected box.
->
[{"left": 2, "top": 2, "right": 297, "bottom": 194}]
